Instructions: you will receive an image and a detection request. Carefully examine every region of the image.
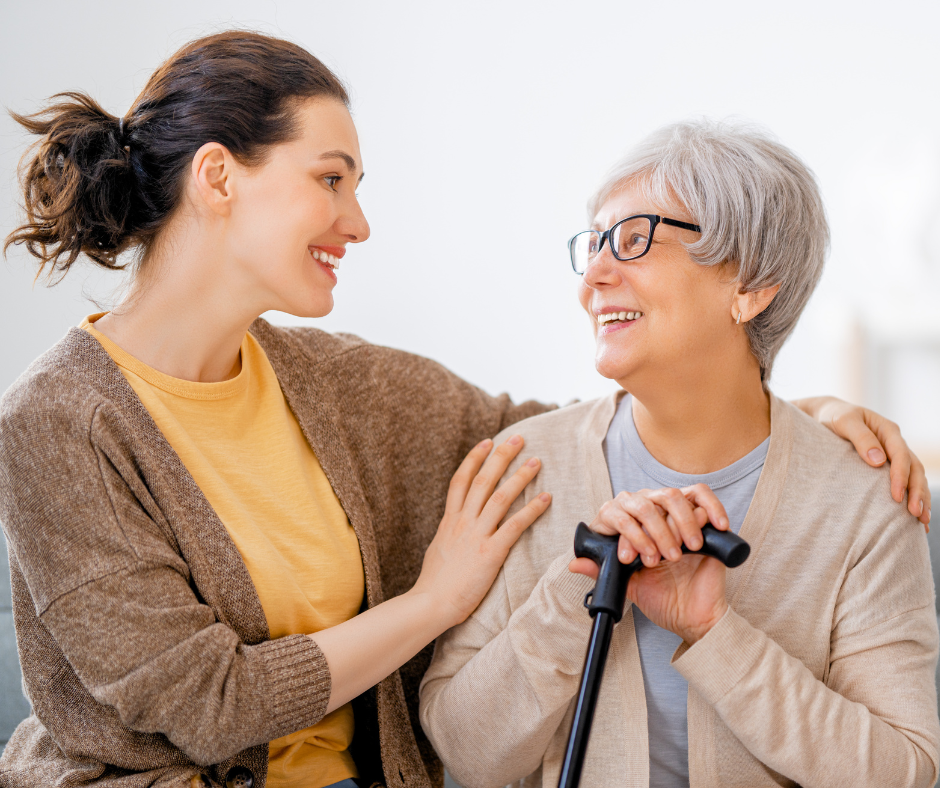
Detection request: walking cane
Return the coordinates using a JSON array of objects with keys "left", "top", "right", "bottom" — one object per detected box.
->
[{"left": 557, "top": 522, "right": 751, "bottom": 788}]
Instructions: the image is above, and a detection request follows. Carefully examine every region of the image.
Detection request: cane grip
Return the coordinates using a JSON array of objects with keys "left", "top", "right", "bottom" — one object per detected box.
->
[{"left": 574, "top": 522, "right": 750, "bottom": 622}]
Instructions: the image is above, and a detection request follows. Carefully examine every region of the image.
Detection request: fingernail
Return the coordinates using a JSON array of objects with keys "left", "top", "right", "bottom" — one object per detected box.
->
[
  {"left": 721, "top": 517, "right": 730, "bottom": 530},
  {"left": 690, "top": 538, "right": 703, "bottom": 551},
  {"left": 919, "top": 500, "right": 925, "bottom": 517},
  {"left": 526, "top": 457, "right": 539, "bottom": 467},
  {"left": 509, "top": 434, "right": 522, "bottom": 445},
  {"left": 539, "top": 492, "right": 551, "bottom": 502},
  {"left": 669, "top": 548, "right": 682, "bottom": 561},
  {"left": 867, "top": 448, "right": 886, "bottom": 464},
  {"left": 479, "top": 438, "right": 492, "bottom": 448}
]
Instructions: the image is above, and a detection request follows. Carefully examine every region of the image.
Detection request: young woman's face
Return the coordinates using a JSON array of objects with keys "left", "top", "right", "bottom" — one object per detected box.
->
[
  {"left": 225, "top": 98, "right": 369, "bottom": 318},
  {"left": 577, "top": 183, "right": 740, "bottom": 393}
]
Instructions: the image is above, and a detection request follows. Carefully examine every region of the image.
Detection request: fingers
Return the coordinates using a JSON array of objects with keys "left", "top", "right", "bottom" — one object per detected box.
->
[
  {"left": 479, "top": 454, "right": 543, "bottom": 527},
  {"left": 646, "top": 487, "right": 706, "bottom": 551},
  {"left": 445, "top": 438, "right": 493, "bottom": 513},
  {"left": 463, "top": 435, "right": 527, "bottom": 515},
  {"left": 873, "top": 418, "right": 911, "bottom": 504},
  {"left": 681, "top": 483, "right": 730, "bottom": 531},
  {"left": 490, "top": 492, "right": 552, "bottom": 553},
  {"left": 907, "top": 456, "right": 931, "bottom": 529},
  {"left": 591, "top": 485, "right": 729, "bottom": 569},
  {"left": 828, "top": 407, "right": 887, "bottom": 468},
  {"left": 569, "top": 556, "right": 599, "bottom": 580},
  {"left": 599, "top": 491, "right": 682, "bottom": 564}
]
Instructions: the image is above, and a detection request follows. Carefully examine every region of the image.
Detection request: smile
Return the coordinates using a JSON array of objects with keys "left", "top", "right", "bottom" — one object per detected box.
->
[
  {"left": 309, "top": 247, "right": 341, "bottom": 270},
  {"left": 597, "top": 311, "right": 643, "bottom": 326}
]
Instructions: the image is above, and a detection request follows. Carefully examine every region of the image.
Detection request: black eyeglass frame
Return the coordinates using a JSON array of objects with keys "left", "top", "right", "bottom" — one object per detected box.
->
[{"left": 568, "top": 214, "right": 702, "bottom": 275}]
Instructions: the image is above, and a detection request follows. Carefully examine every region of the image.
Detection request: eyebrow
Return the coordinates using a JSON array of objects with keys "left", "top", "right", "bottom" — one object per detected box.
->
[{"left": 318, "top": 150, "right": 365, "bottom": 185}]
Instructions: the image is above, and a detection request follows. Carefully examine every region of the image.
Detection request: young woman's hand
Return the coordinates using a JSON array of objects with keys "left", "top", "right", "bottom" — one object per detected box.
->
[
  {"left": 314, "top": 434, "right": 549, "bottom": 714},
  {"left": 795, "top": 396, "right": 931, "bottom": 528},
  {"left": 569, "top": 484, "right": 729, "bottom": 644},
  {"left": 414, "top": 435, "right": 551, "bottom": 629}
]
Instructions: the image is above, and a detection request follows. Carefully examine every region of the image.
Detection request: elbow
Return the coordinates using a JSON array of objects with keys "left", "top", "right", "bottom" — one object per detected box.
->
[{"left": 420, "top": 685, "right": 541, "bottom": 788}]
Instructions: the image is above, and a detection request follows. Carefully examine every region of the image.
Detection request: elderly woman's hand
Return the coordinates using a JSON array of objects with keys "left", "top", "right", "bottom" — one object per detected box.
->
[
  {"left": 569, "top": 484, "right": 731, "bottom": 644},
  {"left": 794, "top": 396, "right": 931, "bottom": 529}
]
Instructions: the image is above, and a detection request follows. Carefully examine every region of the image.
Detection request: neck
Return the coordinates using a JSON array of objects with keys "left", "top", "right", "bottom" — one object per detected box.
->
[
  {"left": 93, "top": 223, "right": 264, "bottom": 383},
  {"left": 626, "top": 355, "right": 771, "bottom": 475}
]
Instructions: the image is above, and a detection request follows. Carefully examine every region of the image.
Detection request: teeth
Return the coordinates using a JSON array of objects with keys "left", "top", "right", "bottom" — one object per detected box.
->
[
  {"left": 597, "top": 311, "right": 643, "bottom": 325},
  {"left": 311, "top": 248, "right": 341, "bottom": 269}
]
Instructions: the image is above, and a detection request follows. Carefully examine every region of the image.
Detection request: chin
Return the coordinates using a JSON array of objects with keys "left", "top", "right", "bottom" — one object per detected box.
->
[
  {"left": 594, "top": 347, "right": 638, "bottom": 382},
  {"left": 279, "top": 293, "right": 334, "bottom": 320}
]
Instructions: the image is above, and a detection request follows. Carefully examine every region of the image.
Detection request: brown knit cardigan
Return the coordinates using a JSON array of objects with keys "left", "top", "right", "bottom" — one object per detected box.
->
[{"left": 0, "top": 319, "right": 551, "bottom": 788}]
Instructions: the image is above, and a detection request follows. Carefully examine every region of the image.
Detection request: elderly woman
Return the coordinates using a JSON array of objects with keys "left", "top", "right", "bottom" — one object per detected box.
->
[{"left": 419, "top": 121, "right": 940, "bottom": 788}]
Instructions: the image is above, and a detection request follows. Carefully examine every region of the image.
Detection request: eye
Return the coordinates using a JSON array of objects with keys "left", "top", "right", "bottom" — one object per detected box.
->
[{"left": 325, "top": 175, "right": 342, "bottom": 191}]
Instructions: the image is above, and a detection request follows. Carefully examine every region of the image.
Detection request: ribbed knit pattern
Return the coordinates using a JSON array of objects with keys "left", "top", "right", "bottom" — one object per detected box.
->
[
  {"left": 421, "top": 393, "right": 940, "bottom": 788},
  {"left": 0, "top": 320, "right": 552, "bottom": 788}
]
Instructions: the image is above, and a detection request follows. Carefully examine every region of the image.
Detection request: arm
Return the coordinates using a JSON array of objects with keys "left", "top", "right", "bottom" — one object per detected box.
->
[
  {"left": 584, "top": 488, "right": 940, "bottom": 788},
  {"left": 419, "top": 553, "right": 594, "bottom": 788},
  {"left": 795, "top": 396, "right": 931, "bottom": 526},
  {"left": 673, "top": 513, "right": 939, "bottom": 787},
  {"left": 0, "top": 405, "right": 329, "bottom": 765},
  {"left": 314, "top": 436, "right": 551, "bottom": 713}
]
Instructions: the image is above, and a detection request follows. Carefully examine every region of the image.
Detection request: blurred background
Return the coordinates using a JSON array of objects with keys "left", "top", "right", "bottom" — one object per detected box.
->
[{"left": 1, "top": 0, "right": 939, "bottom": 773}]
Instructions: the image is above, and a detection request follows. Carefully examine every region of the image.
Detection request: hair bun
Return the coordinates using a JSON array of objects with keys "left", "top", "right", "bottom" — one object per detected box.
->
[{"left": 5, "top": 91, "right": 137, "bottom": 278}]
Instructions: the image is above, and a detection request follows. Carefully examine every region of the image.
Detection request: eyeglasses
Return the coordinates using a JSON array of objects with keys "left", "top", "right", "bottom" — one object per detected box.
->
[{"left": 568, "top": 214, "right": 702, "bottom": 275}]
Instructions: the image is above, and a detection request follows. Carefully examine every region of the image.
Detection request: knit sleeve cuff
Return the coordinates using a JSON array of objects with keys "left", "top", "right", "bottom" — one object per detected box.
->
[
  {"left": 251, "top": 634, "right": 332, "bottom": 740},
  {"left": 671, "top": 607, "right": 767, "bottom": 706},
  {"left": 543, "top": 551, "right": 596, "bottom": 604}
]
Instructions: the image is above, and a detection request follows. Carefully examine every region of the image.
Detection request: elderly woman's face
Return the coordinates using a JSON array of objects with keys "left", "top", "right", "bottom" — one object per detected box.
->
[{"left": 578, "top": 183, "right": 740, "bottom": 390}]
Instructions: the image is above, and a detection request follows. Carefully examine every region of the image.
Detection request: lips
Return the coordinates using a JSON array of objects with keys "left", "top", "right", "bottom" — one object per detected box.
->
[
  {"left": 309, "top": 247, "right": 341, "bottom": 270},
  {"left": 596, "top": 309, "right": 644, "bottom": 326}
]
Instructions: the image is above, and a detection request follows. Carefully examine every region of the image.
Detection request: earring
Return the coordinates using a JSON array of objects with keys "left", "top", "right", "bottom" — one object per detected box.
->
[{"left": 736, "top": 312, "right": 742, "bottom": 325}]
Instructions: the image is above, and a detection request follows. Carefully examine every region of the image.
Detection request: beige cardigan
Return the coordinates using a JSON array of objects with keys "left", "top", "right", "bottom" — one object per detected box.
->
[{"left": 420, "top": 393, "right": 940, "bottom": 788}]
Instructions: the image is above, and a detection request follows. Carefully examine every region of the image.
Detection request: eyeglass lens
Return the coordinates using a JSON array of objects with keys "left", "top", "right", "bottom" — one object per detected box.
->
[
  {"left": 612, "top": 217, "right": 652, "bottom": 260},
  {"left": 570, "top": 217, "right": 653, "bottom": 273}
]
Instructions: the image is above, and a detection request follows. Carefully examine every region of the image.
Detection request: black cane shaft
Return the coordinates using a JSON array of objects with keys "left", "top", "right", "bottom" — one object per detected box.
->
[{"left": 558, "top": 611, "right": 615, "bottom": 788}]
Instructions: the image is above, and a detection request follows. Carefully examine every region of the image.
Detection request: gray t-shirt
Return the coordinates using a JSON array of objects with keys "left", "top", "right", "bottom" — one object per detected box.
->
[{"left": 604, "top": 395, "right": 768, "bottom": 787}]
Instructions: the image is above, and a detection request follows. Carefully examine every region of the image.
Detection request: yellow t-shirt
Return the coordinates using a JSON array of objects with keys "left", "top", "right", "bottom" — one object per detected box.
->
[{"left": 81, "top": 315, "right": 364, "bottom": 788}]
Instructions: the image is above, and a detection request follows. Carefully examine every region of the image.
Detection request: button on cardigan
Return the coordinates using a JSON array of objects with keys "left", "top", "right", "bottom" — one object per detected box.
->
[{"left": 0, "top": 319, "right": 551, "bottom": 788}]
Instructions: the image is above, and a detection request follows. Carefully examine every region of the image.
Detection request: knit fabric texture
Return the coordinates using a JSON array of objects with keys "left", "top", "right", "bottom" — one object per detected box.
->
[
  {"left": 420, "top": 393, "right": 940, "bottom": 788},
  {"left": 0, "top": 319, "right": 551, "bottom": 788}
]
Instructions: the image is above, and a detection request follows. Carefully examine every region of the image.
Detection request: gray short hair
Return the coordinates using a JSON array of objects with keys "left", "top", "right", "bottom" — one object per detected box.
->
[{"left": 588, "top": 120, "right": 829, "bottom": 383}]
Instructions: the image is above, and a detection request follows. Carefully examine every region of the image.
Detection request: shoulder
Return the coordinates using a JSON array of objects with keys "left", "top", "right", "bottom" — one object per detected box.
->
[
  {"left": 772, "top": 396, "right": 922, "bottom": 551},
  {"left": 779, "top": 397, "right": 898, "bottom": 511},
  {"left": 494, "top": 395, "right": 615, "bottom": 454},
  {"left": 251, "top": 318, "right": 466, "bottom": 389},
  {"left": 0, "top": 328, "right": 112, "bottom": 438}
]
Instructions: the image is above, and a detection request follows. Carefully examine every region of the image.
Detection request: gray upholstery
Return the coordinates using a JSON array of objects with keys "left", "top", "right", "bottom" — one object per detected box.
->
[{"left": 0, "top": 530, "right": 30, "bottom": 752}]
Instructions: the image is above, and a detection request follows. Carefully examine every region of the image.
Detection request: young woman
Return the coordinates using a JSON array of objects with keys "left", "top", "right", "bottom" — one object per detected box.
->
[{"left": 0, "top": 31, "right": 930, "bottom": 788}]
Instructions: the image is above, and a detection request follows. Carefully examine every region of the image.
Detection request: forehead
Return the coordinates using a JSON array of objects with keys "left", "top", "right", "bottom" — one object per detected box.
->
[
  {"left": 591, "top": 180, "right": 687, "bottom": 229},
  {"left": 290, "top": 99, "right": 362, "bottom": 164}
]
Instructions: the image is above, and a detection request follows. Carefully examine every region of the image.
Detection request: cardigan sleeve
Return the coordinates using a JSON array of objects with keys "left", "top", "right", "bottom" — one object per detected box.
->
[
  {"left": 0, "top": 398, "right": 332, "bottom": 765},
  {"left": 673, "top": 508, "right": 940, "bottom": 788},
  {"left": 419, "top": 553, "right": 595, "bottom": 788}
]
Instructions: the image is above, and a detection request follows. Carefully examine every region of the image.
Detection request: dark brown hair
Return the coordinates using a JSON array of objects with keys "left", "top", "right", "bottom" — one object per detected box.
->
[{"left": 4, "top": 31, "right": 349, "bottom": 280}]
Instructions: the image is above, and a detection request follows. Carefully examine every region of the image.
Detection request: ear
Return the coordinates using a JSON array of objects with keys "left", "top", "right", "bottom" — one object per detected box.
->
[
  {"left": 731, "top": 283, "right": 781, "bottom": 324},
  {"left": 190, "top": 142, "right": 236, "bottom": 217}
]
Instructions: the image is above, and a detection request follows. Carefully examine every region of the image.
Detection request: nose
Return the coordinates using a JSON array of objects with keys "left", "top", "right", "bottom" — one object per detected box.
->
[
  {"left": 337, "top": 193, "right": 371, "bottom": 243},
  {"left": 581, "top": 244, "right": 621, "bottom": 289}
]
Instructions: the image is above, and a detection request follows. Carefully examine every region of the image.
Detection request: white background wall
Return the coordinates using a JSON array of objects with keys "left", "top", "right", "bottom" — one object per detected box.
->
[{"left": 2, "top": 0, "right": 939, "bottom": 474}]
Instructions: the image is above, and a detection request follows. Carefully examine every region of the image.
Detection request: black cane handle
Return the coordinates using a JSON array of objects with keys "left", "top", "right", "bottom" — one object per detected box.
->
[{"left": 573, "top": 522, "right": 750, "bottom": 622}]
